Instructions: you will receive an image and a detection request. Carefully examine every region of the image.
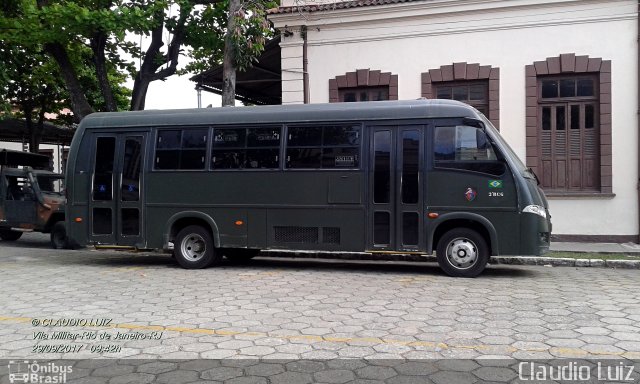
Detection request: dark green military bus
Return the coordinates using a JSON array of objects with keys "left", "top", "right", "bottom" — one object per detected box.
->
[{"left": 65, "top": 99, "right": 551, "bottom": 277}]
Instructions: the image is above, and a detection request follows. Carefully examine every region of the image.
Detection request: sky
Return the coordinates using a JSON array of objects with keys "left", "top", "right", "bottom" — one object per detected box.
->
[
  {"left": 124, "top": 28, "right": 223, "bottom": 111},
  {"left": 128, "top": 72, "right": 223, "bottom": 110}
]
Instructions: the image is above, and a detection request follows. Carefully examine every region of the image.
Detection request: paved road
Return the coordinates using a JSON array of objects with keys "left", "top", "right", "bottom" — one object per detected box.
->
[{"left": 1, "top": 233, "right": 639, "bottom": 382}]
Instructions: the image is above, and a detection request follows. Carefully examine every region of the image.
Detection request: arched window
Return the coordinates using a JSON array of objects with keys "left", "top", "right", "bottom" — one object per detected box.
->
[
  {"left": 329, "top": 69, "right": 398, "bottom": 103},
  {"left": 422, "top": 62, "right": 500, "bottom": 129}
]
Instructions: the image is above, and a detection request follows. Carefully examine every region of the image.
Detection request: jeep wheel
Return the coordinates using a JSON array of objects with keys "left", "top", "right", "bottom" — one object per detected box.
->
[{"left": 50, "top": 222, "right": 68, "bottom": 249}]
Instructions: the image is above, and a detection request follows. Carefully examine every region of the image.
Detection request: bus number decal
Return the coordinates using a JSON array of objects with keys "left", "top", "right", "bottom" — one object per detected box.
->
[{"left": 335, "top": 155, "right": 355, "bottom": 167}]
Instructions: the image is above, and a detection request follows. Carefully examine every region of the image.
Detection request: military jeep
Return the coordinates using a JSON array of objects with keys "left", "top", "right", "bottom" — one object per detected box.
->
[{"left": 0, "top": 149, "right": 67, "bottom": 248}]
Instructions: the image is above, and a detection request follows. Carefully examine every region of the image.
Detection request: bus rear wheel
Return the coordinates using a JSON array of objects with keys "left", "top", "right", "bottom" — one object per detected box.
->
[
  {"left": 0, "top": 229, "right": 22, "bottom": 241},
  {"left": 436, "top": 228, "right": 489, "bottom": 278},
  {"left": 174, "top": 225, "right": 221, "bottom": 269}
]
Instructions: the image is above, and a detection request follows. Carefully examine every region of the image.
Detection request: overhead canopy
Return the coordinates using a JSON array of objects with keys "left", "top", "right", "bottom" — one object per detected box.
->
[
  {"left": 191, "top": 36, "right": 282, "bottom": 106},
  {"left": 0, "top": 148, "right": 51, "bottom": 168},
  {"left": 0, "top": 118, "right": 74, "bottom": 146}
]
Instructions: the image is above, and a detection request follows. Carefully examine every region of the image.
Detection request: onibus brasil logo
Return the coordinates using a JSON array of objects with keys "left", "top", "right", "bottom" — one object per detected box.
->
[{"left": 8, "top": 360, "right": 72, "bottom": 383}]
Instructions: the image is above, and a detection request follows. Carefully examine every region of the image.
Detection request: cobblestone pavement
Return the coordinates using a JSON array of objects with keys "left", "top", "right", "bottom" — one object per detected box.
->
[{"left": 1, "top": 234, "right": 640, "bottom": 382}]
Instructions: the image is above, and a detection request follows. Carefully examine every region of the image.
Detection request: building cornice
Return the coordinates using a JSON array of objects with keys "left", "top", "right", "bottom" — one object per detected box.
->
[
  {"left": 269, "top": 0, "right": 632, "bottom": 28},
  {"left": 299, "top": 13, "right": 636, "bottom": 47}
]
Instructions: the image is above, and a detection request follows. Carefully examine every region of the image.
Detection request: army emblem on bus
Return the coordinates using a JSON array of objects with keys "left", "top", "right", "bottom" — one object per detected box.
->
[{"left": 465, "top": 187, "right": 477, "bottom": 202}]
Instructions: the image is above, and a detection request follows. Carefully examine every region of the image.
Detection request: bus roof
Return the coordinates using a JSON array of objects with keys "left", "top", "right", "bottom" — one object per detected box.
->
[{"left": 79, "top": 99, "right": 481, "bottom": 129}]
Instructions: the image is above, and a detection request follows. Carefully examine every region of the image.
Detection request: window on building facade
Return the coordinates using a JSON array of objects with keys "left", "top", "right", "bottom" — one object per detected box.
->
[
  {"left": 339, "top": 87, "right": 389, "bottom": 102},
  {"left": 422, "top": 63, "right": 499, "bottom": 129},
  {"left": 537, "top": 75, "right": 599, "bottom": 191},
  {"left": 525, "top": 54, "right": 610, "bottom": 195},
  {"left": 434, "top": 81, "right": 489, "bottom": 116},
  {"left": 329, "top": 69, "right": 398, "bottom": 103}
]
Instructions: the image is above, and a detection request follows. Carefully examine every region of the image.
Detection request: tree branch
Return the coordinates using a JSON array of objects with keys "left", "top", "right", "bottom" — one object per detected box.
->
[{"left": 130, "top": 2, "right": 192, "bottom": 110}]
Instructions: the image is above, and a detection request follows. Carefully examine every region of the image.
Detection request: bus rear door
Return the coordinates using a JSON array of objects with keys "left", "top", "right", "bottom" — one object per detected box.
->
[{"left": 89, "top": 134, "right": 146, "bottom": 246}]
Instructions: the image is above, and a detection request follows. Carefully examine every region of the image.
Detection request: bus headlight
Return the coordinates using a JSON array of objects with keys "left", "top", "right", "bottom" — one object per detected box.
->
[{"left": 523, "top": 205, "right": 547, "bottom": 219}]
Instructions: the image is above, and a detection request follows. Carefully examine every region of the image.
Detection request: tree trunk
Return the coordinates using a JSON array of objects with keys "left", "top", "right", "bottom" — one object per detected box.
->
[
  {"left": 91, "top": 32, "right": 117, "bottom": 112},
  {"left": 130, "top": 79, "right": 150, "bottom": 111},
  {"left": 24, "top": 104, "right": 34, "bottom": 152},
  {"left": 30, "top": 98, "right": 48, "bottom": 154},
  {"left": 44, "top": 42, "right": 95, "bottom": 121},
  {"left": 130, "top": 16, "right": 162, "bottom": 112},
  {"left": 130, "top": 5, "right": 189, "bottom": 111},
  {"left": 222, "top": 0, "right": 241, "bottom": 107},
  {"left": 30, "top": 119, "right": 44, "bottom": 155}
]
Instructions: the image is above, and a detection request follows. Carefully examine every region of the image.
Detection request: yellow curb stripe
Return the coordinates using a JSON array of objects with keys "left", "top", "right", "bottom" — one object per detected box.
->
[{"left": 0, "top": 316, "right": 31, "bottom": 322}]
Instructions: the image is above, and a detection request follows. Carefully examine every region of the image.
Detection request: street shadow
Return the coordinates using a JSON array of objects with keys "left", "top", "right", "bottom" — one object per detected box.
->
[
  {"left": 230, "top": 257, "right": 538, "bottom": 278},
  {"left": 44, "top": 249, "right": 538, "bottom": 278},
  {"left": 0, "top": 232, "right": 53, "bottom": 249}
]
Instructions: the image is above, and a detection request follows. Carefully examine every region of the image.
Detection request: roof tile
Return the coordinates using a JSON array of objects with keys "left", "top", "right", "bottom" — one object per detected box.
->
[{"left": 268, "top": 0, "right": 422, "bottom": 14}]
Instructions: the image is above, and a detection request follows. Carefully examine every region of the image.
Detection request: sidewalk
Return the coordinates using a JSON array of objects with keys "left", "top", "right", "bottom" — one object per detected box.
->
[
  {"left": 489, "top": 241, "right": 640, "bottom": 269},
  {"left": 550, "top": 241, "right": 640, "bottom": 254}
]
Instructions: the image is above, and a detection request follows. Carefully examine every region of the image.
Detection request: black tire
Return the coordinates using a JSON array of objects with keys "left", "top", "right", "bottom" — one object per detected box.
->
[
  {"left": 0, "top": 229, "right": 22, "bottom": 241},
  {"left": 50, "top": 221, "right": 68, "bottom": 249},
  {"left": 436, "top": 228, "right": 489, "bottom": 278},
  {"left": 173, "top": 225, "right": 221, "bottom": 269},
  {"left": 224, "top": 248, "right": 260, "bottom": 263}
]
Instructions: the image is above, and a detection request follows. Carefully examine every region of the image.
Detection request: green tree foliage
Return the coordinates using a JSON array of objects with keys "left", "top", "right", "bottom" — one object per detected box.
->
[
  {"left": 0, "top": 42, "right": 68, "bottom": 152},
  {"left": 0, "top": 39, "right": 129, "bottom": 151},
  {"left": 0, "top": 0, "right": 276, "bottom": 121}
]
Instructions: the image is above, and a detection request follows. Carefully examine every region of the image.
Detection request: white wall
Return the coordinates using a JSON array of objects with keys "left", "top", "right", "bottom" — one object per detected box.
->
[{"left": 271, "top": 0, "right": 639, "bottom": 237}]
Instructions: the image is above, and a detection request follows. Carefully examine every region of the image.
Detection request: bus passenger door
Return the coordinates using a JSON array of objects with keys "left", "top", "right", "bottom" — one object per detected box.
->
[
  {"left": 89, "top": 134, "right": 146, "bottom": 246},
  {"left": 369, "top": 126, "right": 425, "bottom": 252}
]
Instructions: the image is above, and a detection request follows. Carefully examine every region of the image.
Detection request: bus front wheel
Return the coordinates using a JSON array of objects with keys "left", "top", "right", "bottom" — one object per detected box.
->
[
  {"left": 436, "top": 228, "right": 489, "bottom": 278},
  {"left": 174, "top": 225, "right": 221, "bottom": 269}
]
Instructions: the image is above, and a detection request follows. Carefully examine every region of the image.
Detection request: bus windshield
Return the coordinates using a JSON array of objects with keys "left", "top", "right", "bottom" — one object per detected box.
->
[{"left": 480, "top": 115, "right": 532, "bottom": 179}]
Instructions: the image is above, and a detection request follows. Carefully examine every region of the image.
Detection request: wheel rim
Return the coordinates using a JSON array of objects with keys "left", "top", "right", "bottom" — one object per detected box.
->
[
  {"left": 445, "top": 237, "right": 479, "bottom": 269},
  {"left": 180, "top": 233, "right": 207, "bottom": 262}
]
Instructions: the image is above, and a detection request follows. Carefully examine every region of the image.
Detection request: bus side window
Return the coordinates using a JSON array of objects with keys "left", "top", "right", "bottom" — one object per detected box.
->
[
  {"left": 286, "top": 125, "right": 360, "bottom": 169},
  {"left": 434, "top": 126, "right": 504, "bottom": 176},
  {"left": 211, "top": 127, "right": 281, "bottom": 170},
  {"left": 155, "top": 129, "right": 208, "bottom": 170}
]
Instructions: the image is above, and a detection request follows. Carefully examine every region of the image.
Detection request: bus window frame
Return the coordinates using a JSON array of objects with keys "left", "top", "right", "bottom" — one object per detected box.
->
[
  {"left": 152, "top": 126, "right": 212, "bottom": 173},
  {"left": 209, "top": 124, "right": 284, "bottom": 172},
  {"left": 283, "top": 122, "right": 364, "bottom": 172}
]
